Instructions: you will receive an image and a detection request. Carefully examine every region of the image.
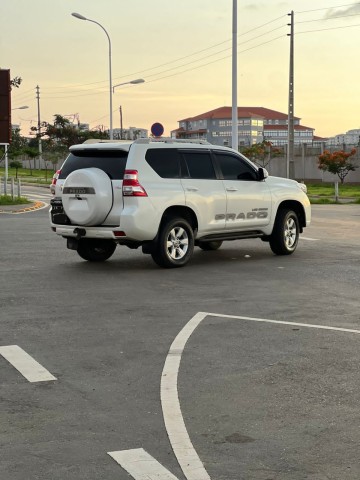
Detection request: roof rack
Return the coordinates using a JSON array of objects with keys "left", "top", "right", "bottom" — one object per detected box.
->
[
  {"left": 82, "top": 139, "right": 133, "bottom": 144},
  {"left": 133, "top": 137, "right": 211, "bottom": 145}
]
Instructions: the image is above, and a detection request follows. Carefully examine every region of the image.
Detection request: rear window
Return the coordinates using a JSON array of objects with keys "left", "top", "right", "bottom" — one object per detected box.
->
[
  {"left": 145, "top": 148, "right": 181, "bottom": 178},
  {"left": 182, "top": 151, "right": 216, "bottom": 180},
  {"left": 59, "top": 149, "right": 128, "bottom": 180}
]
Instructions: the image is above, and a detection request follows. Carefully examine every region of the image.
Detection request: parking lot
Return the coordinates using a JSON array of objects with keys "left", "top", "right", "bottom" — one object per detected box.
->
[{"left": 0, "top": 202, "right": 359, "bottom": 480}]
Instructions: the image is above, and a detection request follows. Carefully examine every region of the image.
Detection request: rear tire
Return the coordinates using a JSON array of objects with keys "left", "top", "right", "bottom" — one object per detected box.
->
[
  {"left": 269, "top": 209, "right": 299, "bottom": 255},
  {"left": 198, "top": 240, "right": 223, "bottom": 251},
  {"left": 151, "top": 217, "right": 194, "bottom": 268},
  {"left": 77, "top": 239, "right": 116, "bottom": 262}
]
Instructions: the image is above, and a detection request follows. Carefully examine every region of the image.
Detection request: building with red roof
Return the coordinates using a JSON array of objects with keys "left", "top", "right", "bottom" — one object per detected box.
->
[{"left": 171, "top": 106, "right": 318, "bottom": 147}]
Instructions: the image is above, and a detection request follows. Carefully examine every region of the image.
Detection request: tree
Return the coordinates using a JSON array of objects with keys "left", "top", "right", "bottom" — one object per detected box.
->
[
  {"left": 7, "top": 128, "right": 28, "bottom": 159},
  {"left": 9, "top": 160, "right": 22, "bottom": 178},
  {"left": 318, "top": 148, "right": 358, "bottom": 184},
  {"left": 31, "top": 114, "right": 110, "bottom": 152},
  {"left": 242, "top": 141, "right": 283, "bottom": 168}
]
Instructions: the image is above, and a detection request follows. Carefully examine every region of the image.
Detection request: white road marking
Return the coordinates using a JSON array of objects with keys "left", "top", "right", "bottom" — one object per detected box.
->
[
  {"left": 161, "top": 312, "right": 360, "bottom": 480},
  {"left": 108, "top": 448, "right": 179, "bottom": 480},
  {"left": 300, "top": 236, "right": 319, "bottom": 241},
  {"left": 0, "top": 345, "right": 57, "bottom": 382},
  {"left": 26, "top": 193, "right": 52, "bottom": 199},
  {"left": 161, "top": 312, "right": 211, "bottom": 480}
]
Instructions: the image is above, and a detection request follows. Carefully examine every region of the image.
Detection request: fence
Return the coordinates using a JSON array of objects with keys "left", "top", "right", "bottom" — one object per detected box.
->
[
  {"left": 0, "top": 177, "right": 22, "bottom": 197},
  {"left": 240, "top": 145, "right": 360, "bottom": 183}
]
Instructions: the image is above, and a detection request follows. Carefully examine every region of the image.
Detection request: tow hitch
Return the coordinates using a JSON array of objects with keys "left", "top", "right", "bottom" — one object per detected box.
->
[{"left": 73, "top": 228, "right": 86, "bottom": 239}]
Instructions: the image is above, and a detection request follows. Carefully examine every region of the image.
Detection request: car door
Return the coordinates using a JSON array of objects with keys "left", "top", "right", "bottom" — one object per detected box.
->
[
  {"left": 213, "top": 151, "right": 272, "bottom": 230},
  {"left": 179, "top": 149, "right": 227, "bottom": 234}
]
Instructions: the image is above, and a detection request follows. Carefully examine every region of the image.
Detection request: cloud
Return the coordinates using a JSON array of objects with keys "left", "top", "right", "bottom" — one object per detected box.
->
[
  {"left": 244, "top": 2, "right": 287, "bottom": 11},
  {"left": 324, "top": 3, "right": 360, "bottom": 19}
]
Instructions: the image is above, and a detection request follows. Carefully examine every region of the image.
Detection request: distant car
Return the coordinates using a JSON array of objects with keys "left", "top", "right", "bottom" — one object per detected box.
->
[{"left": 50, "top": 170, "right": 60, "bottom": 195}]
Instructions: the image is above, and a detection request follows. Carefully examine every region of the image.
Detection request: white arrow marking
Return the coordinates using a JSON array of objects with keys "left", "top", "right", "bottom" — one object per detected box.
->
[
  {"left": 0, "top": 345, "right": 57, "bottom": 382},
  {"left": 108, "top": 448, "right": 179, "bottom": 479}
]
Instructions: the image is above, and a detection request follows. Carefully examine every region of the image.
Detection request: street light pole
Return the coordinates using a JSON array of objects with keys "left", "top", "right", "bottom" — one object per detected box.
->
[
  {"left": 112, "top": 78, "right": 145, "bottom": 93},
  {"left": 72, "top": 13, "right": 114, "bottom": 139},
  {"left": 232, "top": 0, "right": 238, "bottom": 151},
  {"left": 113, "top": 79, "right": 145, "bottom": 140}
]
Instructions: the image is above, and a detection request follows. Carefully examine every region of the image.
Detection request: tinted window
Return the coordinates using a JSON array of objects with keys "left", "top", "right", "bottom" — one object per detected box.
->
[
  {"left": 59, "top": 150, "right": 128, "bottom": 180},
  {"left": 145, "top": 149, "right": 181, "bottom": 178},
  {"left": 215, "top": 152, "right": 257, "bottom": 181},
  {"left": 182, "top": 152, "right": 216, "bottom": 179}
]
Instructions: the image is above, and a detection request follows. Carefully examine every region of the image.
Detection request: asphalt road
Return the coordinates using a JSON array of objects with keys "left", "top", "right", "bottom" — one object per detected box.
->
[{"left": 0, "top": 197, "right": 359, "bottom": 480}]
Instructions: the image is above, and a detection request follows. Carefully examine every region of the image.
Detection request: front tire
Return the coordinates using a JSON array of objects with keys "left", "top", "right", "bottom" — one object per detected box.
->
[
  {"left": 151, "top": 217, "right": 194, "bottom": 268},
  {"left": 77, "top": 239, "right": 116, "bottom": 262},
  {"left": 269, "top": 209, "right": 299, "bottom": 255}
]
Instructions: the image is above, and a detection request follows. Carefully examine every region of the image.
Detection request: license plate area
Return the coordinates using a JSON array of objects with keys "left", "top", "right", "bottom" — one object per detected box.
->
[{"left": 50, "top": 199, "right": 71, "bottom": 225}]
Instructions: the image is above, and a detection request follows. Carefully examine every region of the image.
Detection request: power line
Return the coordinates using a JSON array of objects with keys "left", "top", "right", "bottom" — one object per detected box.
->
[
  {"left": 297, "top": 12, "right": 360, "bottom": 23},
  {"left": 297, "top": 22, "right": 360, "bottom": 34},
  {"left": 45, "top": 14, "right": 287, "bottom": 92},
  {"left": 145, "top": 35, "right": 285, "bottom": 85},
  {"left": 41, "top": 22, "right": 288, "bottom": 98},
  {"left": 40, "top": 33, "right": 285, "bottom": 100},
  {"left": 296, "top": 2, "right": 360, "bottom": 14}
]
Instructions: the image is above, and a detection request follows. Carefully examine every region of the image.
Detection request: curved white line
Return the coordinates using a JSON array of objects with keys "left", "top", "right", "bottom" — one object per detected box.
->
[
  {"left": 161, "top": 311, "right": 360, "bottom": 480},
  {"left": 161, "top": 312, "right": 210, "bottom": 480}
]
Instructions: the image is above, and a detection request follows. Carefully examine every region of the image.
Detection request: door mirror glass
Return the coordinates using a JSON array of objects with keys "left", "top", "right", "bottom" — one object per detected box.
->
[{"left": 258, "top": 167, "right": 269, "bottom": 181}]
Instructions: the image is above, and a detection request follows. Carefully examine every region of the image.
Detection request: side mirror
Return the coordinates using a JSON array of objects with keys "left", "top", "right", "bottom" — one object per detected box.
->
[{"left": 258, "top": 167, "right": 268, "bottom": 181}]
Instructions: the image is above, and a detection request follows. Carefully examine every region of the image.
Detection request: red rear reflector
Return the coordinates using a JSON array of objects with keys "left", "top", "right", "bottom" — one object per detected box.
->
[
  {"left": 123, "top": 169, "right": 147, "bottom": 197},
  {"left": 113, "top": 231, "right": 126, "bottom": 237}
]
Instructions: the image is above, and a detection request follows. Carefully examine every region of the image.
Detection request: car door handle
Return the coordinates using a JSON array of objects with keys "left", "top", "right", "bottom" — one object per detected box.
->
[
  {"left": 186, "top": 187, "right": 198, "bottom": 192},
  {"left": 226, "top": 187, "right": 238, "bottom": 192}
]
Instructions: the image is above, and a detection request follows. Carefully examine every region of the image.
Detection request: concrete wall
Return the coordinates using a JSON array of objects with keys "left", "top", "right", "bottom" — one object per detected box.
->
[{"left": 243, "top": 146, "right": 360, "bottom": 183}]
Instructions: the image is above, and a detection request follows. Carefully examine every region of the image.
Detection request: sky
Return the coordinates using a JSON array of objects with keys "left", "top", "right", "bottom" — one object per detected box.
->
[{"left": 1, "top": 0, "right": 360, "bottom": 139}]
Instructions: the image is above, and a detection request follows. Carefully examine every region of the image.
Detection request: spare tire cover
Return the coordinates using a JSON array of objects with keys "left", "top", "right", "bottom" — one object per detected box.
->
[{"left": 62, "top": 168, "right": 113, "bottom": 226}]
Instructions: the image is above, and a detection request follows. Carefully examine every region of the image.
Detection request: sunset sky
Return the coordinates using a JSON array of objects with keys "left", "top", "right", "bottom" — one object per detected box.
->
[{"left": 1, "top": 0, "right": 360, "bottom": 139}]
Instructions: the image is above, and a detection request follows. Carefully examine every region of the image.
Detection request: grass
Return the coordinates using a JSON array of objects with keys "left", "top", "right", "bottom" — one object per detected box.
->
[
  {"left": 0, "top": 195, "right": 31, "bottom": 205},
  {"left": 306, "top": 183, "right": 360, "bottom": 204},
  {"left": 0, "top": 167, "right": 55, "bottom": 184},
  {"left": 306, "top": 183, "right": 360, "bottom": 198}
]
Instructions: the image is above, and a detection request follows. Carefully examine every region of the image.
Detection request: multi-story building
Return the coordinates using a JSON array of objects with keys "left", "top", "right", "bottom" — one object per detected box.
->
[
  {"left": 112, "top": 126, "right": 148, "bottom": 140},
  {"left": 172, "top": 107, "right": 264, "bottom": 146},
  {"left": 172, "top": 106, "right": 316, "bottom": 147},
  {"left": 326, "top": 129, "right": 360, "bottom": 148}
]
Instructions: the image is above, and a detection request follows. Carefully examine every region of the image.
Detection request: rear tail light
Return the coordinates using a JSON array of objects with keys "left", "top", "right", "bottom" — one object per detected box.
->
[
  {"left": 122, "top": 170, "right": 147, "bottom": 197},
  {"left": 51, "top": 170, "right": 61, "bottom": 186}
]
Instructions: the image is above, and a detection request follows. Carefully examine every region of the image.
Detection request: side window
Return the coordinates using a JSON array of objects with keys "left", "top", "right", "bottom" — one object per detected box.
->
[
  {"left": 214, "top": 152, "right": 257, "bottom": 181},
  {"left": 145, "top": 148, "right": 180, "bottom": 178},
  {"left": 181, "top": 152, "right": 216, "bottom": 179}
]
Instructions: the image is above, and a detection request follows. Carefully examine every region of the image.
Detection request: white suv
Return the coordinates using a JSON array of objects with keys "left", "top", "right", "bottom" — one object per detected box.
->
[{"left": 49, "top": 138, "right": 311, "bottom": 268}]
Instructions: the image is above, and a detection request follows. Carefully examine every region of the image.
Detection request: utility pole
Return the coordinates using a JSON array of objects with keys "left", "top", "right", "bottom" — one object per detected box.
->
[
  {"left": 119, "top": 106, "right": 123, "bottom": 140},
  {"left": 231, "top": 0, "right": 238, "bottom": 150},
  {"left": 36, "top": 85, "right": 43, "bottom": 170},
  {"left": 287, "top": 10, "right": 294, "bottom": 179}
]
